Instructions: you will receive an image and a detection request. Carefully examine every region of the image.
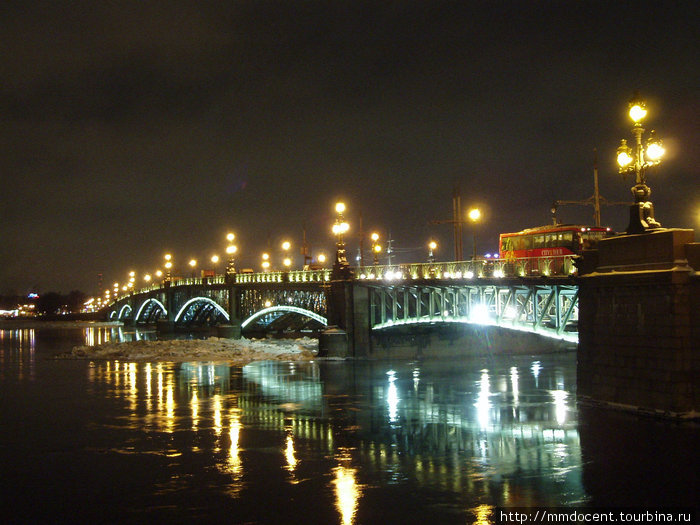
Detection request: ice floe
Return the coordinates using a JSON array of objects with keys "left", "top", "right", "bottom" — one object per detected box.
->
[{"left": 62, "top": 336, "right": 318, "bottom": 364}]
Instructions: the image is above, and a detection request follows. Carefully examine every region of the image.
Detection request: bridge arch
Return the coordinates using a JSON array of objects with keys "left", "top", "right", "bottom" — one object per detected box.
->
[
  {"left": 174, "top": 297, "right": 230, "bottom": 325},
  {"left": 117, "top": 304, "right": 133, "bottom": 321},
  {"left": 241, "top": 306, "right": 327, "bottom": 329},
  {"left": 135, "top": 298, "right": 168, "bottom": 324}
]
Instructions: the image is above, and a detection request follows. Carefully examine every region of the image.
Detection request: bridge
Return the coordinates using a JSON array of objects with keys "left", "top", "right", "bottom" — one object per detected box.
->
[
  {"left": 105, "top": 227, "right": 699, "bottom": 417},
  {"left": 108, "top": 255, "right": 582, "bottom": 356}
]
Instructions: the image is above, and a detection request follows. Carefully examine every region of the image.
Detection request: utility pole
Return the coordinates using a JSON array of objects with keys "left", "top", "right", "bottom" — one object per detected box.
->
[
  {"left": 552, "top": 149, "right": 631, "bottom": 227},
  {"left": 357, "top": 215, "right": 365, "bottom": 267},
  {"left": 386, "top": 235, "right": 394, "bottom": 266},
  {"left": 301, "top": 224, "right": 312, "bottom": 268},
  {"left": 430, "top": 184, "right": 468, "bottom": 261}
]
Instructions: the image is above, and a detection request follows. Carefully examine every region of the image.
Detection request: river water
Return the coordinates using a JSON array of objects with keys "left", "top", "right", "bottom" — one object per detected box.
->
[{"left": 0, "top": 325, "right": 697, "bottom": 524}]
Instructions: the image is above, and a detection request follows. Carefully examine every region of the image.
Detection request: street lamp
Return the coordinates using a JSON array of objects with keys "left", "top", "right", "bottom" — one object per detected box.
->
[
  {"left": 189, "top": 259, "right": 197, "bottom": 278},
  {"left": 331, "top": 202, "right": 350, "bottom": 277},
  {"left": 616, "top": 91, "right": 665, "bottom": 233},
  {"left": 428, "top": 240, "right": 437, "bottom": 263},
  {"left": 281, "top": 241, "right": 291, "bottom": 271},
  {"left": 370, "top": 232, "right": 381, "bottom": 265},
  {"left": 164, "top": 254, "right": 173, "bottom": 282},
  {"left": 317, "top": 253, "right": 327, "bottom": 266},
  {"left": 261, "top": 252, "right": 271, "bottom": 272},
  {"left": 226, "top": 233, "right": 237, "bottom": 275},
  {"left": 468, "top": 208, "right": 481, "bottom": 260}
]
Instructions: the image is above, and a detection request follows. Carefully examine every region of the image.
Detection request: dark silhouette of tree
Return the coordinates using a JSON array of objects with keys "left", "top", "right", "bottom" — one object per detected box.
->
[
  {"left": 36, "top": 292, "right": 63, "bottom": 315},
  {"left": 66, "top": 290, "right": 86, "bottom": 313}
]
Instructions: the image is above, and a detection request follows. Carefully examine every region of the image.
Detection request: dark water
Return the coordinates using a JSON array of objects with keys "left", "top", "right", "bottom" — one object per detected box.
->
[{"left": 0, "top": 326, "right": 697, "bottom": 524}]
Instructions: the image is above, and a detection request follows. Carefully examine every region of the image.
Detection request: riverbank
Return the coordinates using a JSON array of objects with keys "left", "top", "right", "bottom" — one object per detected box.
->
[
  {"left": 0, "top": 319, "right": 122, "bottom": 329},
  {"left": 60, "top": 336, "right": 318, "bottom": 365}
]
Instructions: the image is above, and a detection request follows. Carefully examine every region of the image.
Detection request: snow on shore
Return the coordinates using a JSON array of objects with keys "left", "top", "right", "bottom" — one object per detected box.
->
[{"left": 62, "top": 337, "right": 318, "bottom": 364}]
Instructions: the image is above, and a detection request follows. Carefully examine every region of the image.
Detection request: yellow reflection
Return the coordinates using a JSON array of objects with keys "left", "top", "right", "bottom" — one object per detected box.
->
[
  {"left": 228, "top": 410, "right": 242, "bottom": 475},
  {"left": 165, "top": 378, "right": 175, "bottom": 434},
  {"left": 332, "top": 452, "right": 362, "bottom": 525},
  {"left": 145, "top": 363, "right": 152, "bottom": 409},
  {"left": 470, "top": 504, "right": 495, "bottom": 524},
  {"left": 213, "top": 395, "right": 223, "bottom": 437},
  {"left": 285, "top": 433, "right": 297, "bottom": 473},
  {"left": 191, "top": 390, "right": 199, "bottom": 431},
  {"left": 128, "top": 363, "right": 137, "bottom": 413}
]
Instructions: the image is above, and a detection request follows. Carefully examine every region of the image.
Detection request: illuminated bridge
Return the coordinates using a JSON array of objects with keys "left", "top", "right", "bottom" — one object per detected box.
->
[{"left": 107, "top": 256, "right": 581, "bottom": 356}]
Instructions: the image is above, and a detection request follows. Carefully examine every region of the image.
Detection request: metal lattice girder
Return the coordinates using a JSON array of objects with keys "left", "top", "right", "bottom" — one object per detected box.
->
[
  {"left": 369, "top": 281, "right": 579, "bottom": 342},
  {"left": 240, "top": 288, "right": 326, "bottom": 319}
]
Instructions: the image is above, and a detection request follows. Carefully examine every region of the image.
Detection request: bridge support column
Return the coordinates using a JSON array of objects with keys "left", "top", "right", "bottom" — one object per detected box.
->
[
  {"left": 222, "top": 283, "right": 242, "bottom": 339},
  {"left": 577, "top": 228, "right": 699, "bottom": 419},
  {"left": 156, "top": 283, "right": 176, "bottom": 333},
  {"left": 319, "top": 279, "right": 352, "bottom": 357}
]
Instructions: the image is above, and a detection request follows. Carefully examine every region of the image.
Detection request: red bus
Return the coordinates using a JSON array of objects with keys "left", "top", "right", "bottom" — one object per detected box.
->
[{"left": 498, "top": 225, "right": 613, "bottom": 275}]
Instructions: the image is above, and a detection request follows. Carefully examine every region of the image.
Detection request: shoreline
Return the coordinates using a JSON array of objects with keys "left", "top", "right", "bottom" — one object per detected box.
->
[{"left": 0, "top": 319, "right": 123, "bottom": 329}]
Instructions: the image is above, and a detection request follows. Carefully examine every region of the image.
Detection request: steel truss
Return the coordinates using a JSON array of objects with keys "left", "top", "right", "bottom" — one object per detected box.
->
[
  {"left": 240, "top": 288, "right": 326, "bottom": 319},
  {"left": 369, "top": 282, "right": 579, "bottom": 342}
]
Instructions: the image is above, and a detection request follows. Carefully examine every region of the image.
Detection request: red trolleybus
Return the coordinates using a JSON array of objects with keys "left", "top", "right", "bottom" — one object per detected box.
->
[{"left": 499, "top": 225, "right": 613, "bottom": 276}]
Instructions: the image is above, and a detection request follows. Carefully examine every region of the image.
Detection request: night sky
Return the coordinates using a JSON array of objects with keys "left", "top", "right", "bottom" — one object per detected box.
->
[{"left": 1, "top": 1, "right": 698, "bottom": 295}]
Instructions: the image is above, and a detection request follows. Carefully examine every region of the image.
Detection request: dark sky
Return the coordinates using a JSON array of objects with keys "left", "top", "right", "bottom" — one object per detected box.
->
[{"left": 1, "top": 1, "right": 698, "bottom": 295}]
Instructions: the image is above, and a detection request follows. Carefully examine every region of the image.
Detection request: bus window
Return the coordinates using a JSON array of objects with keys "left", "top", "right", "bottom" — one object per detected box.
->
[
  {"left": 522, "top": 236, "right": 532, "bottom": 250},
  {"left": 501, "top": 237, "right": 513, "bottom": 252},
  {"left": 562, "top": 231, "right": 574, "bottom": 249},
  {"left": 534, "top": 235, "right": 545, "bottom": 249}
]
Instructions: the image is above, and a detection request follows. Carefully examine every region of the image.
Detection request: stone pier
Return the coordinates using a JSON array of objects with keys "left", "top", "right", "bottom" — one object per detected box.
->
[{"left": 577, "top": 228, "right": 699, "bottom": 418}]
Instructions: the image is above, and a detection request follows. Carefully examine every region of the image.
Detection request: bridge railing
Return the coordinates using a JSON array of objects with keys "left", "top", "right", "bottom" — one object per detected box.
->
[
  {"left": 356, "top": 255, "right": 577, "bottom": 280},
  {"left": 235, "top": 269, "right": 332, "bottom": 284},
  {"left": 106, "top": 256, "right": 578, "bottom": 307}
]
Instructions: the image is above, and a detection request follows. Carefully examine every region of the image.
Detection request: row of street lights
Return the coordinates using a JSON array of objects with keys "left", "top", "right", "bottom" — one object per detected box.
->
[
  {"left": 108, "top": 90, "right": 667, "bottom": 297},
  {"left": 108, "top": 201, "right": 479, "bottom": 299}
]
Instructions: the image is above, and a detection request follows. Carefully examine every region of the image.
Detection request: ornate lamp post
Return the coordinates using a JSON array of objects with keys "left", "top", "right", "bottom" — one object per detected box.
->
[
  {"left": 428, "top": 240, "right": 437, "bottom": 263},
  {"left": 331, "top": 202, "right": 350, "bottom": 278},
  {"left": 164, "top": 254, "right": 173, "bottom": 283},
  {"left": 370, "top": 232, "right": 381, "bottom": 265},
  {"left": 226, "top": 233, "right": 237, "bottom": 276},
  {"left": 281, "top": 241, "right": 291, "bottom": 271},
  {"left": 261, "top": 252, "right": 271, "bottom": 272},
  {"left": 468, "top": 208, "right": 481, "bottom": 260},
  {"left": 616, "top": 91, "right": 665, "bottom": 233}
]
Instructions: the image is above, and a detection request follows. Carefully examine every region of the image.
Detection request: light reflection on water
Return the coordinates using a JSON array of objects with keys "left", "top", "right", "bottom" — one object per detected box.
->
[
  {"left": 82, "top": 351, "right": 582, "bottom": 515},
  {"left": 2, "top": 326, "right": 697, "bottom": 522}
]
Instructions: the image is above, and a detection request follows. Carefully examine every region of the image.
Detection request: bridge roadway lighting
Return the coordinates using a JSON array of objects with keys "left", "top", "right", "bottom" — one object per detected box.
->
[
  {"left": 468, "top": 208, "right": 481, "bottom": 260},
  {"left": 616, "top": 91, "right": 665, "bottom": 233},
  {"left": 332, "top": 201, "right": 350, "bottom": 277},
  {"left": 261, "top": 252, "right": 271, "bottom": 271}
]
